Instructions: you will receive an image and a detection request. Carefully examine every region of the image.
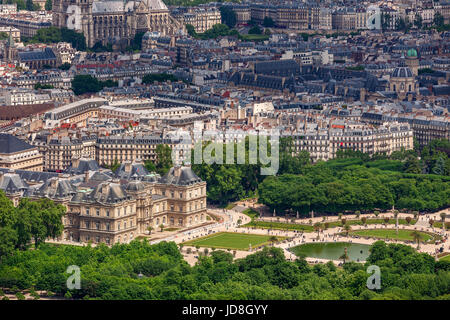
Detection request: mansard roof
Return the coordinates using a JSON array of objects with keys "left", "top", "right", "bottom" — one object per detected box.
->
[
  {"left": 65, "top": 158, "right": 100, "bottom": 175},
  {"left": 115, "top": 162, "right": 149, "bottom": 179},
  {"left": 159, "top": 166, "right": 203, "bottom": 186},
  {"left": 33, "top": 178, "right": 76, "bottom": 199},
  {"left": 0, "top": 133, "right": 35, "bottom": 154},
  {"left": 87, "top": 182, "right": 130, "bottom": 204},
  {"left": 0, "top": 173, "right": 28, "bottom": 194}
]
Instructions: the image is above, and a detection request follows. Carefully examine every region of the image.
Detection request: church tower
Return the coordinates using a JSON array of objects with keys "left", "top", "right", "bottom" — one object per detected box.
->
[
  {"left": 5, "top": 31, "right": 17, "bottom": 63},
  {"left": 405, "top": 48, "right": 419, "bottom": 77}
]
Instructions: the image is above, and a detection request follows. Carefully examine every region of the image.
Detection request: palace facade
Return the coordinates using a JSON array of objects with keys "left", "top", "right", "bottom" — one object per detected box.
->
[{"left": 0, "top": 158, "right": 208, "bottom": 245}]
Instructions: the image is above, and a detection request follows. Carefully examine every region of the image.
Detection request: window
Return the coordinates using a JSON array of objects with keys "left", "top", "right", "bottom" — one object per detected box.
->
[
  {"left": 96, "top": 209, "right": 100, "bottom": 216},
  {"left": 106, "top": 238, "right": 110, "bottom": 245},
  {"left": 106, "top": 222, "right": 110, "bottom": 231},
  {"left": 106, "top": 210, "right": 110, "bottom": 217},
  {"left": 85, "top": 208, "right": 90, "bottom": 215},
  {"left": 85, "top": 221, "right": 90, "bottom": 229},
  {"left": 96, "top": 236, "right": 100, "bottom": 243}
]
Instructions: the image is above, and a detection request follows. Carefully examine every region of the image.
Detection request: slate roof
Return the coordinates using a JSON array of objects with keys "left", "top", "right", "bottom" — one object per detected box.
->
[
  {"left": 115, "top": 162, "right": 149, "bottom": 180},
  {"left": 32, "top": 178, "right": 77, "bottom": 199},
  {"left": 18, "top": 48, "right": 56, "bottom": 62},
  {"left": 0, "top": 173, "right": 28, "bottom": 194},
  {"left": 159, "top": 166, "right": 202, "bottom": 186},
  {"left": 0, "top": 134, "right": 35, "bottom": 154},
  {"left": 65, "top": 159, "right": 100, "bottom": 175}
]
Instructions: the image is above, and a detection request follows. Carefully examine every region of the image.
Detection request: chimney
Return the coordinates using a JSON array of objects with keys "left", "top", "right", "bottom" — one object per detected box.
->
[
  {"left": 84, "top": 171, "right": 89, "bottom": 183},
  {"left": 174, "top": 165, "right": 181, "bottom": 177}
]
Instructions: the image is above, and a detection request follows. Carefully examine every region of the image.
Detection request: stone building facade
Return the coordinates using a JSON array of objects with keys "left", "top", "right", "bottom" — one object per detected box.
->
[
  {"left": 0, "top": 160, "right": 208, "bottom": 245},
  {"left": 52, "top": 0, "right": 183, "bottom": 48}
]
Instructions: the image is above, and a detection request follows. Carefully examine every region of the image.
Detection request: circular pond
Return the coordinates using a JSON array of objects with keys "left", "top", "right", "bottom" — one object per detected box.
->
[{"left": 290, "top": 242, "right": 371, "bottom": 262}]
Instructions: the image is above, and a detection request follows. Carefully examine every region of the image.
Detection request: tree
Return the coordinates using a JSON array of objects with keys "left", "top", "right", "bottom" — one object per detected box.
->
[
  {"left": 237, "top": 219, "right": 242, "bottom": 227},
  {"left": 410, "top": 231, "right": 423, "bottom": 249},
  {"left": 248, "top": 25, "right": 262, "bottom": 35},
  {"left": 155, "top": 144, "right": 173, "bottom": 175},
  {"left": 45, "top": 0, "right": 52, "bottom": 10},
  {"left": 414, "top": 14, "right": 422, "bottom": 29},
  {"left": 71, "top": 75, "right": 117, "bottom": 96},
  {"left": 58, "top": 62, "right": 71, "bottom": 70},
  {"left": 159, "top": 224, "right": 164, "bottom": 232},
  {"left": 384, "top": 217, "right": 390, "bottom": 225},
  {"left": 144, "top": 160, "right": 157, "bottom": 173},
  {"left": 440, "top": 212, "right": 446, "bottom": 231},
  {"left": 263, "top": 16, "right": 274, "bottom": 27},
  {"left": 147, "top": 226, "right": 153, "bottom": 235},
  {"left": 313, "top": 222, "right": 322, "bottom": 239},
  {"left": 0, "top": 227, "right": 18, "bottom": 260},
  {"left": 374, "top": 210, "right": 380, "bottom": 218},
  {"left": 433, "top": 12, "right": 444, "bottom": 28},
  {"left": 341, "top": 218, "right": 347, "bottom": 226},
  {"left": 343, "top": 224, "right": 351, "bottom": 236},
  {"left": 355, "top": 210, "right": 361, "bottom": 218},
  {"left": 186, "top": 24, "right": 196, "bottom": 37},
  {"left": 107, "top": 159, "right": 121, "bottom": 173},
  {"left": 405, "top": 216, "right": 412, "bottom": 225},
  {"left": 428, "top": 219, "right": 434, "bottom": 228},
  {"left": 219, "top": 6, "right": 237, "bottom": 29},
  {"left": 361, "top": 217, "right": 367, "bottom": 226},
  {"left": 268, "top": 236, "right": 278, "bottom": 246}
]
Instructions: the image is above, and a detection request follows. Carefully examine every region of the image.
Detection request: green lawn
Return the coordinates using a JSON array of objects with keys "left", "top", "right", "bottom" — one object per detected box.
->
[
  {"left": 244, "top": 220, "right": 314, "bottom": 232},
  {"left": 243, "top": 218, "right": 416, "bottom": 232},
  {"left": 439, "top": 254, "right": 450, "bottom": 262},
  {"left": 348, "top": 229, "right": 434, "bottom": 242},
  {"left": 432, "top": 222, "right": 450, "bottom": 229},
  {"left": 182, "top": 232, "right": 286, "bottom": 251}
]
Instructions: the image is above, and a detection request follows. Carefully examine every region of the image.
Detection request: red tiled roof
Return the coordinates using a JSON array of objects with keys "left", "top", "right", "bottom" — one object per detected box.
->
[{"left": 0, "top": 103, "right": 54, "bottom": 120}]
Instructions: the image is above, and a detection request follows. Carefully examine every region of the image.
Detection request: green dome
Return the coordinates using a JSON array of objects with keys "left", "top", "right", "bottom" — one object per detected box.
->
[{"left": 407, "top": 48, "right": 417, "bottom": 57}]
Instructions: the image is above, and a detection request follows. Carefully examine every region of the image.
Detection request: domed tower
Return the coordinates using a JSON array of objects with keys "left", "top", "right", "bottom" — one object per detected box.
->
[
  {"left": 405, "top": 48, "right": 419, "bottom": 76},
  {"left": 389, "top": 57, "right": 418, "bottom": 100}
]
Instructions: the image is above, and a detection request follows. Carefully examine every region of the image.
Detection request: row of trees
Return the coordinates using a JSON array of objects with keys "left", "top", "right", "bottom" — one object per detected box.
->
[
  {"left": 258, "top": 158, "right": 450, "bottom": 216},
  {"left": 0, "top": 193, "right": 66, "bottom": 259},
  {"left": 191, "top": 137, "right": 309, "bottom": 204},
  {"left": 192, "top": 137, "right": 450, "bottom": 208},
  {"left": 25, "top": 27, "right": 87, "bottom": 51},
  {"left": 0, "top": 239, "right": 448, "bottom": 299},
  {"left": 382, "top": 12, "right": 448, "bottom": 33}
]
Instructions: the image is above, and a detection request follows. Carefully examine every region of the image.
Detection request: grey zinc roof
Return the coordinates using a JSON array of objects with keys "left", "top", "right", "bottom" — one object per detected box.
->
[
  {"left": 92, "top": 1, "right": 124, "bottom": 13},
  {"left": 0, "top": 173, "right": 28, "bottom": 193},
  {"left": 115, "top": 163, "right": 149, "bottom": 179},
  {"left": 0, "top": 134, "right": 35, "bottom": 154},
  {"left": 18, "top": 48, "right": 56, "bottom": 62},
  {"left": 65, "top": 159, "right": 100, "bottom": 175},
  {"left": 159, "top": 167, "right": 202, "bottom": 186},
  {"left": 88, "top": 182, "right": 130, "bottom": 204},
  {"left": 33, "top": 178, "right": 77, "bottom": 199}
]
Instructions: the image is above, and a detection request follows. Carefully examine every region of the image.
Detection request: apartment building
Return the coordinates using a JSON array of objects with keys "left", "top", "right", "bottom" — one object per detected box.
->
[
  {"left": 288, "top": 122, "right": 414, "bottom": 162},
  {"left": 0, "top": 133, "right": 43, "bottom": 171},
  {"left": 172, "top": 7, "right": 221, "bottom": 33}
]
